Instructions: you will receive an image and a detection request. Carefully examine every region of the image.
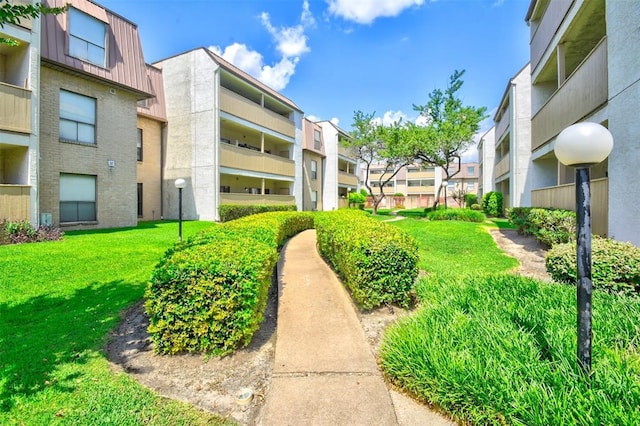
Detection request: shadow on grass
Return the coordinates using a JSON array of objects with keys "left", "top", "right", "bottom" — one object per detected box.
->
[
  {"left": 0, "top": 280, "right": 141, "bottom": 412},
  {"left": 63, "top": 220, "right": 187, "bottom": 236}
]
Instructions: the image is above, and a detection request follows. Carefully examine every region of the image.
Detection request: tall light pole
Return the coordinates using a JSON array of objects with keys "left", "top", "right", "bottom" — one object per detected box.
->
[
  {"left": 174, "top": 178, "right": 186, "bottom": 242},
  {"left": 554, "top": 122, "right": 613, "bottom": 376}
]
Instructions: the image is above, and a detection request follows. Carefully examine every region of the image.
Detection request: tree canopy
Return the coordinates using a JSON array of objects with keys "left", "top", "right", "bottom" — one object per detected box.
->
[{"left": 0, "top": 1, "right": 67, "bottom": 46}]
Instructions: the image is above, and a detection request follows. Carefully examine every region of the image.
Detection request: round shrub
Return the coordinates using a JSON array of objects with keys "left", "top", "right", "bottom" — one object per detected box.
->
[
  {"left": 464, "top": 193, "right": 478, "bottom": 208},
  {"left": 546, "top": 237, "right": 640, "bottom": 295},
  {"left": 482, "top": 191, "right": 503, "bottom": 217},
  {"left": 470, "top": 203, "right": 482, "bottom": 211},
  {"left": 427, "top": 208, "right": 486, "bottom": 223}
]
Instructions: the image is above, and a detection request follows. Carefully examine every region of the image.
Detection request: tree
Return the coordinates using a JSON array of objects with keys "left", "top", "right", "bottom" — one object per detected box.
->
[
  {"left": 343, "top": 111, "right": 415, "bottom": 215},
  {"left": 451, "top": 185, "right": 467, "bottom": 208},
  {"left": 1, "top": 1, "right": 68, "bottom": 46},
  {"left": 410, "top": 70, "right": 488, "bottom": 210}
]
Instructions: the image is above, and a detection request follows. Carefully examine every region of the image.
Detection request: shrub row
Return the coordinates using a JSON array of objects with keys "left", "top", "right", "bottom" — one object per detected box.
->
[
  {"left": 315, "top": 209, "right": 418, "bottom": 309},
  {"left": 507, "top": 207, "right": 576, "bottom": 247},
  {"left": 218, "top": 204, "right": 297, "bottom": 222},
  {"left": 0, "top": 219, "right": 63, "bottom": 245},
  {"left": 546, "top": 237, "right": 640, "bottom": 296},
  {"left": 145, "top": 211, "right": 314, "bottom": 356},
  {"left": 481, "top": 191, "right": 503, "bottom": 217},
  {"left": 427, "top": 208, "right": 486, "bottom": 222}
]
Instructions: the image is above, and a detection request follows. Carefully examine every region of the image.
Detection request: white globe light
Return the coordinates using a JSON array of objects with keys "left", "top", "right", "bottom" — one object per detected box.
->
[
  {"left": 174, "top": 178, "right": 187, "bottom": 189},
  {"left": 554, "top": 122, "right": 613, "bottom": 167}
]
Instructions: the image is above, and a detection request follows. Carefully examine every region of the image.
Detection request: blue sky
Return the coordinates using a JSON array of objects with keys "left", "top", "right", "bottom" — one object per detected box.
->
[{"left": 99, "top": 0, "right": 530, "bottom": 136}]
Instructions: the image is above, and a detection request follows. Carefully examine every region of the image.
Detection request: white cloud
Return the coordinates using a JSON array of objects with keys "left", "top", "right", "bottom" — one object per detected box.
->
[
  {"left": 305, "top": 114, "right": 321, "bottom": 122},
  {"left": 373, "top": 110, "right": 408, "bottom": 126},
  {"left": 209, "top": 1, "right": 314, "bottom": 91},
  {"left": 326, "top": 0, "right": 425, "bottom": 25},
  {"left": 330, "top": 117, "right": 340, "bottom": 125}
]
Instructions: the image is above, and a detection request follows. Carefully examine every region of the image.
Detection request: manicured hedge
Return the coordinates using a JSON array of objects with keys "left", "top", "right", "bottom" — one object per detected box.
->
[
  {"left": 546, "top": 237, "right": 640, "bottom": 296},
  {"left": 427, "top": 208, "right": 486, "bottom": 222},
  {"left": 145, "top": 211, "right": 313, "bottom": 355},
  {"left": 218, "top": 204, "right": 296, "bottom": 222},
  {"left": 507, "top": 207, "right": 576, "bottom": 247},
  {"left": 315, "top": 209, "right": 418, "bottom": 309}
]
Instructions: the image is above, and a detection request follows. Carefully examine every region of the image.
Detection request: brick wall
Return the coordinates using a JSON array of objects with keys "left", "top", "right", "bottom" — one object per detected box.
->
[
  {"left": 39, "top": 67, "right": 139, "bottom": 229},
  {"left": 136, "top": 115, "right": 164, "bottom": 221}
]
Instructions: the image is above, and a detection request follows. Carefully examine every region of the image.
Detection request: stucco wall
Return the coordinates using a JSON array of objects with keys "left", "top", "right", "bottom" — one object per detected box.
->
[{"left": 136, "top": 115, "right": 163, "bottom": 221}]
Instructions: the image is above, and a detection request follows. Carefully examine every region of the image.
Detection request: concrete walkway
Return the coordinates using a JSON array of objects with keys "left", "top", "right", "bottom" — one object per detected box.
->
[{"left": 258, "top": 229, "right": 452, "bottom": 426}]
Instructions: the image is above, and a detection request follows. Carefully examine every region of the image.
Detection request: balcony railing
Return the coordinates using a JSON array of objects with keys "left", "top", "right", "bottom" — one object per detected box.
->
[
  {"left": 495, "top": 109, "right": 509, "bottom": 143},
  {"left": 407, "top": 186, "right": 435, "bottom": 194},
  {"left": 405, "top": 171, "right": 436, "bottom": 179},
  {"left": 0, "top": 83, "right": 31, "bottom": 134},
  {"left": 531, "top": 177, "right": 608, "bottom": 236},
  {"left": 0, "top": 185, "right": 30, "bottom": 221},
  {"left": 220, "top": 143, "right": 295, "bottom": 177},
  {"left": 220, "top": 88, "right": 295, "bottom": 138},
  {"left": 495, "top": 154, "right": 510, "bottom": 178},
  {"left": 338, "top": 172, "right": 358, "bottom": 187},
  {"left": 219, "top": 193, "right": 295, "bottom": 206},
  {"left": 530, "top": 0, "right": 573, "bottom": 71},
  {"left": 531, "top": 38, "right": 608, "bottom": 151}
]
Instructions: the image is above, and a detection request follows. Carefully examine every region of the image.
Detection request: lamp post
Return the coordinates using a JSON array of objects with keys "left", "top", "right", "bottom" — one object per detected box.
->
[
  {"left": 554, "top": 122, "right": 613, "bottom": 376},
  {"left": 174, "top": 178, "right": 186, "bottom": 242}
]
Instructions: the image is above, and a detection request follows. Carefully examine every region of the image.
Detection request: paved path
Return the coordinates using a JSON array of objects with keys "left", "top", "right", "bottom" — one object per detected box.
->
[{"left": 258, "top": 229, "right": 452, "bottom": 426}]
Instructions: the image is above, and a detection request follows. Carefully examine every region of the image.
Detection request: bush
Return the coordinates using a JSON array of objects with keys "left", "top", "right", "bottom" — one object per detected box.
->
[
  {"left": 0, "top": 219, "right": 63, "bottom": 245},
  {"left": 470, "top": 203, "right": 482, "bottom": 210},
  {"left": 218, "top": 204, "right": 296, "bottom": 222},
  {"left": 146, "top": 211, "right": 313, "bottom": 355},
  {"left": 546, "top": 237, "right": 640, "bottom": 295},
  {"left": 348, "top": 191, "right": 366, "bottom": 205},
  {"left": 507, "top": 207, "right": 576, "bottom": 247},
  {"left": 427, "top": 208, "right": 486, "bottom": 222},
  {"left": 315, "top": 209, "right": 418, "bottom": 310},
  {"left": 464, "top": 193, "right": 478, "bottom": 208},
  {"left": 481, "top": 191, "right": 503, "bottom": 217}
]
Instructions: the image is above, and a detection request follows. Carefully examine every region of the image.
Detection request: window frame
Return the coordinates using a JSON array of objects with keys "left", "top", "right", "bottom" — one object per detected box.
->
[
  {"left": 310, "top": 160, "right": 317, "bottom": 180},
  {"left": 59, "top": 173, "right": 97, "bottom": 223},
  {"left": 59, "top": 89, "right": 97, "bottom": 145},
  {"left": 68, "top": 7, "right": 107, "bottom": 67},
  {"left": 313, "top": 129, "right": 321, "bottom": 150},
  {"left": 137, "top": 128, "right": 143, "bottom": 161},
  {"left": 311, "top": 191, "right": 318, "bottom": 210},
  {"left": 137, "top": 183, "right": 143, "bottom": 217}
]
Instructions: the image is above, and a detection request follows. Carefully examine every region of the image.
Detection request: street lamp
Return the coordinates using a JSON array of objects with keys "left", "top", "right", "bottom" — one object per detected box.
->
[
  {"left": 554, "top": 122, "right": 613, "bottom": 376},
  {"left": 174, "top": 178, "right": 186, "bottom": 242}
]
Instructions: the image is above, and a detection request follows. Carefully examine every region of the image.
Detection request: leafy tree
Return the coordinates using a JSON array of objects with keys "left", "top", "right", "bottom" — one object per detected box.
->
[
  {"left": 410, "top": 70, "right": 488, "bottom": 210},
  {"left": 343, "top": 111, "right": 415, "bottom": 214},
  {"left": 0, "top": 1, "right": 68, "bottom": 46}
]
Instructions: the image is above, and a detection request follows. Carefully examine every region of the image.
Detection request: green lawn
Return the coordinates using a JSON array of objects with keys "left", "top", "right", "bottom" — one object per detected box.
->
[
  {"left": 0, "top": 221, "right": 230, "bottom": 425},
  {"left": 381, "top": 218, "right": 640, "bottom": 425}
]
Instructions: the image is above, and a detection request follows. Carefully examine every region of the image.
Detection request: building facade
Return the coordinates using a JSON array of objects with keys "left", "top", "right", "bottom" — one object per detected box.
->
[
  {"left": 0, "top": 0, "right": 41, "bottom": 224},
  {"left": 477, "top": 126, "right": 495, "bottom": 200},
  {"left": 493, "top": 63, "right": 532, "bottom": 209},
  {"left": 302, "top": 118, "right": 325, "bottom": 211},
  {"left": 155, "top": 48, "right": 303, "bottom": 221},
  {"left": 318, "top": 121, "right": 357, "bottom": 210},
  {"left": 526, "top": 0, "right": 639, "bottom": 243},
  {"left": 39, "top": 0, "right": 152, "bottom": 229}
]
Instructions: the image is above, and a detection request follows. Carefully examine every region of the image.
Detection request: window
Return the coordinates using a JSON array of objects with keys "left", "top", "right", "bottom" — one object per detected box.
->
[
  {"left": 69, "top": 8, "right": 107, "bottom": 67},
  {"left": 59, "top": 90, "right": 96, "bottom": 144},
  {"left": 220, "top": 185, "right": 231, "bottom": 193},
  {"left": 311, "top": 160, "right": 317, "bottom": 180},
  {"left": 60, "top": 174, "right": 96, "bottom": 222},
  {"left": 311, "top": 191, "right": 318, "bottom": 210},
  {"left": 447, "top": 181, "right": 456, "bottom": 189},
  {"left": 314, "top": 129, "right": 321, "bottom": 150},
  {"left": 137, "top": 183, "right": 143, "bottom": 217},
  {"left": 467, "top": 166, "right": 475, "bottom": 174},
  {"left": 370, "top": 169, "right": 383, "bottom": 175},
  {"left": 407, "top": 167, "right": 420, "bottom": 173},
  {"left": 408, "top": 180, "right": 421, "bottom": 187},
  {"left": 467, "top": 182, "right": 475, "bottom": 191},
  {"left": 137, "top": 128, "right": 143, "bottom": 161}
]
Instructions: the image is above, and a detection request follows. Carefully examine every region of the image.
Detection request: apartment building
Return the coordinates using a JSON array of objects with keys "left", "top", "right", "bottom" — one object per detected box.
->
[
  {"left": 302, "top": 118, "right": 325, "bottom": 211},
  {"left": 492, "top": 63, "right": 532, "bottom": 209},
  {"left": 0, "top": 0, "right": 41, "bottom": 224},
  {"left": 136, "top": 64, "right": 166, "bottom": 221},
  {"left": 154, "top": 48, "right": 303, "bottom": 221},
  {"left": 477, "top": 126, "right": 495, "bottom": 200},
  {"left": 317, "top": 120, "right": 357, "bottom": 210},
  {"left": 38, "top": 0, "right": 152, "bottom": 229},
  {"left": 526, "top": 0, "right": 640, "bottom": 244},
  {"left": 445, "top": 162, "right": 480, "bottom": 207}
]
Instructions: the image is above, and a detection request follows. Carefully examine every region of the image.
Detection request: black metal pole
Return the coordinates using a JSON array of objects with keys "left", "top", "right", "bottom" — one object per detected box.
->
[
  {"left": 178, "top": 187, "right": 183, "bottom": 242},
  {"left": 576, "top": 167, "right": 592, "bottom": 375}
]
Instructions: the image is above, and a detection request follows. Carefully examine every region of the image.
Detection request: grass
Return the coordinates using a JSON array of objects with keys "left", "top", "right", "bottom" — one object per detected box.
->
[
  {"left": 0, "top": 221, "right": 230, "bottom": 425},
  {"left": 485, "top": 217, "right": 518, "bottom": 229},
  {"left": 381, "top": 218, "right": 640, "bottom": 425}
]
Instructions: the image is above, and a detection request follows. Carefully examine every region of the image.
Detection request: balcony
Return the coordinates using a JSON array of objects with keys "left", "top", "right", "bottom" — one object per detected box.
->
[
  {"left": 0, "top": 83, "right": 31, "bottom": 134},
  {"left": 495, "top": 154, "right": 510, "bottom": 178},
  {"left": 406, "top": 170, "right": 436, "bottom": 179},
  {"left": 220, "top": 88, "right": 295, "bottom": 138},
  {"left": 338, "top": 171, "right": 358, "bottom": 187},
  {"left": 0, "top": 184, "right": 30, "bottom": 221},
  {"left": 495, "top": 109, "right": 509, "bottom": 143},
  {"left": 531, "top": 38, "right": 608, "bottom": 151},
  {"left": 407, "top": 186, "right": 435, "bottom": 194},
  {"left": 531, "top": 177, "right": 608, "bottom": 236},
  {"left": 529, "top": 0, "right": 573, "bottom": 71},
  {"left": 219, "top": 193, "right": 295, "bottom": 206},
  {"left": 220, "top": 143, "right": 295, "bottom": 177}
]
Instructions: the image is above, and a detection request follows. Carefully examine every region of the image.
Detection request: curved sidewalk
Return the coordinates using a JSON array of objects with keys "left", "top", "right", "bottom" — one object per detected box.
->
[{"left": 258, "top": 229, "right": 452, "bottom": 426}]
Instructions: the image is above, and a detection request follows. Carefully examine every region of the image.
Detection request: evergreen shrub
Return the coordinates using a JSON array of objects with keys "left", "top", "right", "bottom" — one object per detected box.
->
[
  {"left": 218, "top": 204, "right": 296, "bottom": 222},
  {"left": 427, "top": 208, "right": 486, "bottom": 222},
  {"left": 315, "top": 209, "right": 418, "bottom": 309},
  {"left": 481, "top": 191, "right": 503, "bottom": 217}
]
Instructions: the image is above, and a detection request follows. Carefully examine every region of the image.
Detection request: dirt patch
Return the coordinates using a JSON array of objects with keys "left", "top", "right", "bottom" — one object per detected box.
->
[{"left": 105, "top": 229, "right": 549, "bottom": 425}]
